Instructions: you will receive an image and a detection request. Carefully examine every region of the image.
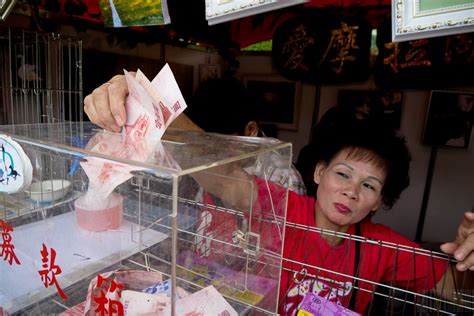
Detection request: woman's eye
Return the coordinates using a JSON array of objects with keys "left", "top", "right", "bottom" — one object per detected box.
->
[
  {"left": 363, "top": 183, "right": 376, "bottom": 191},
  {"left": 336, "top": 172, "right": 349, "bottom": 179}
]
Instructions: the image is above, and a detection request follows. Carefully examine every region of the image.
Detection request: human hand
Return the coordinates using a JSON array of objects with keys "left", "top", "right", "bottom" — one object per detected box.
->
[
  {"left": 84, "top": 74, "right": 129, "bottom": 132},
  {"left": 440, "top": 211, "right": 474, "bottom": 271}
]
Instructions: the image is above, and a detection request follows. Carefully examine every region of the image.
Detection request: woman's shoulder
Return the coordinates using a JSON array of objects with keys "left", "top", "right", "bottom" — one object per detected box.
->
[
  {"left": 286, "top": 191, "right": 315, "bottom": 224},
  {"left": 360, "top": 220, "right": 419, "bottom": 247}
]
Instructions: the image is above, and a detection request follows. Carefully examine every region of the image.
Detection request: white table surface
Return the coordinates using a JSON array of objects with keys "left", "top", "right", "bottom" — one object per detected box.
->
[{"left": 0, "top": 211, "right": 167, "bottom": 313}]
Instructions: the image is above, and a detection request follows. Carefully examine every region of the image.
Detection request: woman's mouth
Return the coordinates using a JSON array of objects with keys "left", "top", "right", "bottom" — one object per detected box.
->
[{"left": 334, "top": 203, "right": 351, "bottom": 213}]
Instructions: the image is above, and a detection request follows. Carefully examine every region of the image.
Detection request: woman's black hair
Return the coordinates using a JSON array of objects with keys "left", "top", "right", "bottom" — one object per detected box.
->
[
  {"left": 316, "top": 119, "right": 411, "bottom": 209},
  {"left": 186, "top": 77, "right": 255, "bottom": 135}
]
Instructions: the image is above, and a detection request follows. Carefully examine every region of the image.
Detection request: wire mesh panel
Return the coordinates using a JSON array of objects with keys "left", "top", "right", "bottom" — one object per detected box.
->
[
  {"left": 0, "top": 27, "right": 83, "bottom": 125},
  {"left": 279, "top": 222, "right": 474, "bottom": 315}
]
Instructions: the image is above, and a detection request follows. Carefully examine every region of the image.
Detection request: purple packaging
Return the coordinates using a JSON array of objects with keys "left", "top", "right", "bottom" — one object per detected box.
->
[{"left": 298, "top": 292, "right": 361, "bottom": 316}]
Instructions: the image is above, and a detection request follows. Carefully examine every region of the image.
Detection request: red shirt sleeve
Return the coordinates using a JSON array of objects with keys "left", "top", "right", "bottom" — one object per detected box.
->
[{"left": 364, "top": 223, "right": 447, "bottom": 293}]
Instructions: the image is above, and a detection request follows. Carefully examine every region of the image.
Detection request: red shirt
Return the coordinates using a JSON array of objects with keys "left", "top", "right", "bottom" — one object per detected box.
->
[
  {"left": 195, "top": 178, "right": 447, "bottom": 315},
  {"left": 253, "top": 179, "right": 447, "bottom": 315}
]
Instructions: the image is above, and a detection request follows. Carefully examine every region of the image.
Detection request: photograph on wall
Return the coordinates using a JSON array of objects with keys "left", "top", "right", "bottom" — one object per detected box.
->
[
  {"left": 337, "top": 90, "right": 403, "bottom": 130},
  {"left": 99, "top": 0, "right": 170, "bottom": 27},
  {"left": 423, "top": 90, "right": 474, "bottom": 149},
  {"left": 244, "top": 75, "right": 300, "bottom": 131}
]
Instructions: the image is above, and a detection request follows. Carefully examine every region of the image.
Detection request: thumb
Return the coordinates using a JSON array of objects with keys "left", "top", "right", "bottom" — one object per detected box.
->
[{"left": 440, "top": 242, "right": 458, "bottom": 255}]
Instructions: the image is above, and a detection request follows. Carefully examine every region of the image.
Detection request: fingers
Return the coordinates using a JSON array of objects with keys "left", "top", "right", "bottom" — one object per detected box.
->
[
  {"left": 440, "top": 242, "right": 457, "bottom": 255},
  {"left": 458, "top": 212, "right": 474, "bottom": 237},
  {"left": 84, "top": 75, "right": 128, "bottom": 132},
  {"left": 107, "top": 75, "right": 128, "bottom": 126},
  {"left": 441, "top": 212, "right": 474, "bottom": 271},
  {"left": 441, "top": 240, "right": 474, "bottom": 271}
]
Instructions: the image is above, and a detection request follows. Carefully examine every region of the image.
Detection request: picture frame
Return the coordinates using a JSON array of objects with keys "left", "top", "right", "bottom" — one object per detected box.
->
[
  {"left": 337, "top": 90, "right": 403, "bottom": 130},
  {"left": 205, "top": 0, "right": 307, "bottom": 25},
  {"left": 422, "top": 90, "right": 474, "bottom": 149},
  {"left": 0, "top": 0, "right": 17, "bottom": 21},
  {"left": 392, "top": 0, "right": 474, "bottom": 42},
  {"left": 243, "top": 74, "right": 301, "bottom": 131}
]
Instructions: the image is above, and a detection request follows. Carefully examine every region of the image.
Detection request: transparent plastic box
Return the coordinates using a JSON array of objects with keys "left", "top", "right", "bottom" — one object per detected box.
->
[{"left": 0, "top": 122, "right": 291, "bottom": 315}]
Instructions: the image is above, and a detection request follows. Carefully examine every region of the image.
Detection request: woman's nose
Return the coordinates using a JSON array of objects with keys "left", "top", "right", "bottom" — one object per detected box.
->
[{"left": 342, "top": 182, "right": 359, "bottom": 200}]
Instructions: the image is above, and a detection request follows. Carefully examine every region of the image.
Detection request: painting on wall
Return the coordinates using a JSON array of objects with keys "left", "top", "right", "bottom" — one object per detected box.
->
[
  {"left": 392, "top": 0, "right": 474, "bottom": 42},
  {"left": 244, "top": 74, "right": 301, "bottom": 131},
  {"left": 422, "top": 90, "right": 474, "bottom": 149},
  {"left": 337, "top": 90, "right": 403, "bottom": 130},
  {"left": 98, "top": 0, "right": 170, "bottom": 27}
]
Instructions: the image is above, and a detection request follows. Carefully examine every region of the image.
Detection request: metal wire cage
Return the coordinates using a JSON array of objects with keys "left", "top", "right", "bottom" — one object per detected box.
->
[
  {"left": 278, "top": 222, "right": 474, "bottom": 315},
  {"left": 0, "top": 27, "right": 83, "bottom": 125}
]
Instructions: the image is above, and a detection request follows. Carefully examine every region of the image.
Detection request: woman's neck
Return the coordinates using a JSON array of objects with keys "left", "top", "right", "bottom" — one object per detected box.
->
[{"left": 314, "top": 202, "right": 349, "bottom": 246}]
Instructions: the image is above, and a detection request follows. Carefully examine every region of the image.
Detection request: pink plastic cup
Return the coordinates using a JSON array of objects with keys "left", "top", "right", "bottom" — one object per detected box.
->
[{"left": 75, "top": 193, "right": 123, "bottom": 232}]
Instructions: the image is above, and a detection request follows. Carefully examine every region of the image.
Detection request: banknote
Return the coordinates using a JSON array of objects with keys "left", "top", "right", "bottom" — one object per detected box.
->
[
  {"left": 124, "top": 69, "right": 166, "bottom": 141},
  {"left": 161, "top": 285, "right": 238, "bottom": 316},
  {"left": 149, "top": 64, "right": 187, "bottom": 125},
  {"left": 135, "top": 69, "right": 173, "bottom": 129}
]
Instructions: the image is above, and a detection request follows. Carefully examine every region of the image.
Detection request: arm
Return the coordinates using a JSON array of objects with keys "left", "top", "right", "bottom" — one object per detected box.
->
[{"left": 83, "top": 74, "right": 258, "bottom": 211}]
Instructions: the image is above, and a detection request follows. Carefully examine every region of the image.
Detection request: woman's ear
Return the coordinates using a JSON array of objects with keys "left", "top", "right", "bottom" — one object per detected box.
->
[
  {"left": 314, "top": 162, "right": 327, "bottom": 185},
  {"left": 244, "top": 121, "right": 260, "bottom": 137}
]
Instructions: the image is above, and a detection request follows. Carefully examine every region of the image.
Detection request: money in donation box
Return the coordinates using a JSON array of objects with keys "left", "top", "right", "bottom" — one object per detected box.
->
[{"left": 75, "top": 64, "right": 186, "bottom": 232}]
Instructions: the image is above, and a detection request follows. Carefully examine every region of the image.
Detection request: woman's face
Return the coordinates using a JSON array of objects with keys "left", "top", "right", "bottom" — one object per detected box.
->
[{"left": 313, "top": 149, "right": 386, "bottom": 232}]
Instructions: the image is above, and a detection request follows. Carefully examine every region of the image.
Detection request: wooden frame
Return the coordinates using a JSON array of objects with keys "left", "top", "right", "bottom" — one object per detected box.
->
[
  {"left": 243, "top": 74, "right": 301, "bottom": 131},
  {"left": 422, "top": 90, "right": 474, "bottom": 149},
  {"left": 0, "top": 0, "right": 17, "bottom": 21},
  {"left": 392, "top": 0, "right": 474, "bottom": 42}
]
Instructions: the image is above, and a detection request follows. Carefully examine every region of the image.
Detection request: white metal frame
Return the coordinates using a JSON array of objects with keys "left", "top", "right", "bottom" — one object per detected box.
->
[{"left": 392, "top": 0, "right": 474, "bottom": 42}]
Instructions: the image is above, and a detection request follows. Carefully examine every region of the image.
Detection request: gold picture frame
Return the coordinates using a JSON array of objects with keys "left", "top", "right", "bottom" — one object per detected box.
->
[{"left": 392, "top": 0, "right": 474, "bottom": 42}]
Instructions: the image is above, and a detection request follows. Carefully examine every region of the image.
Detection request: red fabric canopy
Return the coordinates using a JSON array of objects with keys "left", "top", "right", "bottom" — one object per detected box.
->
[
  {"left": 32, "top": 0, "right": 391, "bottom": 49},
  {"left": 304, "top": 0, "right": 390, "bottom": 7},
  {"left": 231, "top": 1, "right": 391, "bottom": 48}
]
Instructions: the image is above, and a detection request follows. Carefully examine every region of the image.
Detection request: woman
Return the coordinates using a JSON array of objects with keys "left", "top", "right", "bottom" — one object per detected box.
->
[
  {"left": 85, "top": 74, "right": 474, "bottom": 315},
  {"left": 257, "top": 120, "right": 449, "bottom": 314}
]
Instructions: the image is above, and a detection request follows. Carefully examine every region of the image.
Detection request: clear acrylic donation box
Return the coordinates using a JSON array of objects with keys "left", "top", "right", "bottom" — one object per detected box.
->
[{"left": 0, "top": 122, "right": 291, "bottom": 315}]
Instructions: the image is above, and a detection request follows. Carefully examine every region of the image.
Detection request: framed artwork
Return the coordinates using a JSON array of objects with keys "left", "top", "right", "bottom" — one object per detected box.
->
[
  {"left": 98, "top": 0, "right": 170, "bottom": 27},
  {"left": 244, "top": 74, "right": 301, "bottom": 131},
  {"left": 0, "top": 0, "right": 17, "bottom": 21},
  {"left": 337, "top": 90, "right": 403, "bottom": 130},
  {"left": 422, "top": 90, "right": 474, "bottom": 149},
  {"left": 392, "top": 0, "right": 474, "bottom": 42},
  {"left": 205, "top": 0, "right": 307, "bottom": 25}
]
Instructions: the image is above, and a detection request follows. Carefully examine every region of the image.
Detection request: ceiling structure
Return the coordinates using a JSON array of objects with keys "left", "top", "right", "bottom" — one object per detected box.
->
[{"left": 8, "top": 0, "right": 391, "bottom": 49}]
